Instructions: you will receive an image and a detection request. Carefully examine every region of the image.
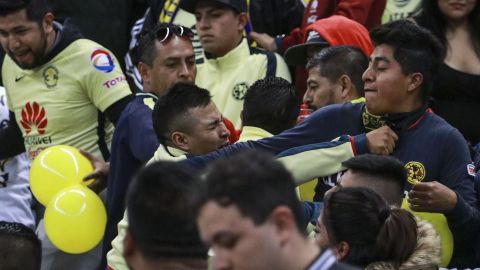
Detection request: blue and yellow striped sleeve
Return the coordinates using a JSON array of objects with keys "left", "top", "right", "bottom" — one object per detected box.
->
[{"left": 276, "top": 134, "right": 367, "bottom": 185}]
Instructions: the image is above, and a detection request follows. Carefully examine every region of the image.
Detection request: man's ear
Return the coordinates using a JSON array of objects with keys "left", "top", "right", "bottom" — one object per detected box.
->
[
  {"left": 407, "top": 72, "right": 423, "bottom": 93},
  {"left": 137, "top": 62, "right": 150, "bottom": 86},
  {"left": 171, "top": 131, "right": 190, "bottom": 152},
  {"left": 268, "top": 206, "right": 297, "bottom": 247},
  {"left": 338, "top": 75, "right": 354, "bottom": 100},
  {"left": 335, "top": 241, "right": 350, "bottom": 260},
  {"left": 237, "top": 12, "right": 248, "bottom": 32},
  {"left": 42, "top": 12, "right": 55, "bottom": 34},
  {"left": 123, "top": 229, "right": 136, "bottom": 259}
]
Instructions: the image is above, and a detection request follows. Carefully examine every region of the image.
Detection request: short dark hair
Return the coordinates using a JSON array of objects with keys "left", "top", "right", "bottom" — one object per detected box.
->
[
  {"left": 198, "top": 150, "right": 305, "bottom": 232},
  {"left": 242, "top": 77, "right": 300, "bottom": 135},
  {"left": 0, "top": 221, "right": 41, "bottom": 270},
  {"left": 306, "top": 45, "right": 368, "bottom": 97},
  {"left": 323, "top": 187, "right": 417, "bottom": 268},
  {"left": 136, "top": 23, "right": 193, "bottom": 66},
  {"left": 0, "top": 0, "right": 51, "bottom": 24},
  {"left": 152, "top": 82, "right": 211, "bottom": 145},
  {"left": 369, "top": 20, "right": 444, "bottom": 102},
  {"left": 126, "top": 161, "right": 207, "bottom": 259},
  {"left": 341, "top": 154, "right": 406, "bottom": 205}
]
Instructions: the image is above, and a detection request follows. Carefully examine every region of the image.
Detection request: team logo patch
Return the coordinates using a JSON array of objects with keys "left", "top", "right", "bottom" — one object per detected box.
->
[
  {"left": 20, "top": 102, "right": 48, "bottom": 135},
  {"left": 467, "top": 164, "right": 476, "bottom": 176},
  {"left": 43, "top": 66, "right": 59, "bottom": 88},
  {"left": 405, "top": 161, "right": 426, "bottom": 185},
  {"left": 90, "top": 49, "right": 115, "bottom": 73},
  {"left": 232, "top": 82, "right": 249, "bottom": 100},
  {"left": 393, "top": 0, "right": 409, "bottom": 8}
]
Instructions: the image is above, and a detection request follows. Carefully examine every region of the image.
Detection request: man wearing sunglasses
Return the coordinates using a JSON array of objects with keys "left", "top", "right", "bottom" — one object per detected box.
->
[
  {"left": 103, "top": 23, "right": 197, "bottom": 265},
  {"left": 180, "top": 0, "right": 291, "bottom": 129}
]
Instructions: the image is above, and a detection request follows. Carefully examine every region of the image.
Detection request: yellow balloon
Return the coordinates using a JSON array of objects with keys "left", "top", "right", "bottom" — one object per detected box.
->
[
  {"left": 30, "top": 145, "right": 94, "bottom": 206},
  {"left": 44, "top": 185, "right": 106, "bottom": 254},
  {"left": 401, "top": 198, "right": 453, "bottom": 267}
]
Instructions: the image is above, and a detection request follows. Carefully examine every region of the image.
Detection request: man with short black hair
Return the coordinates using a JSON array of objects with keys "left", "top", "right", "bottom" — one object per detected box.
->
[
  {"left": 282, "top": 15, "right": 373, "bottom": 98},
  {"left": 180, "top": 0, "right": 291, "bottom": 128},
  {"left": 123, "top": 161, "right": 207, "bottom": 270},
  {"left": 197, "top": 151, "right": 358, "bottom": 270},
  {"left": 240, "top": 77, "right": 299, "bottom": 139},
  {"left": 184, "top": 21, "right": 478, "bottom": 268},
  {"left": 107, "top": 82, "right": 230, "bottom": 270},
  {"left": 0, "top": 221, "right": 41, "bottom": 270},
  {"left": 0, "top": 1, "right": 133, "bottom": 269},
  {"left": 104, "top": 23, "right": 196, "bottom": 263},
  {"left": 335, "top": 154, "right": 405, "bottom": 206},
  {"left": 152, "top": 82, "right": 230, "bottom": 157},
  {"left": 303, "top": 46, "right": 368, "bottom": 111}
]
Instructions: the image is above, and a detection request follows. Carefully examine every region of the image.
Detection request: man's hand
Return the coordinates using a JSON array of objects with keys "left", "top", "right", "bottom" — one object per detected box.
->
[
  {"left": 408, "top": 181, "right": 458, "bottom": 213},
  {"left": 80, "top": 149, "right": 110, "bottom": 194},
  {"left": 249, "top": 32, "right": 277, "bottom": 52},
  {"left": 365, "top": 126, "right": 398, "bottom": 155}
]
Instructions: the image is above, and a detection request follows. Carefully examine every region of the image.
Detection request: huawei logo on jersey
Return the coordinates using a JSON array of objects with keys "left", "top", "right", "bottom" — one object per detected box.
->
[{"left": 20, "top": 102, "right": 48, "bottom": 135}]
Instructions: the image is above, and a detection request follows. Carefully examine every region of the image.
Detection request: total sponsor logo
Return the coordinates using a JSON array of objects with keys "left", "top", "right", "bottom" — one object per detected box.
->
[
  {"left": 20, "top": 101, "right": 48, "bottom": 135},
  {"left": 103, "top": 76, "right": 126, "bottom": 88},
  {"left": 91, "top": 49, "right": 115, "bottom": 73}
]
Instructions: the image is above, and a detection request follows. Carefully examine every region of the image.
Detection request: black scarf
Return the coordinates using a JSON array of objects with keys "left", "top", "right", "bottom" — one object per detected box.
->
[{"left": 362, "top": 104, "right": 429, "bottom": 134}]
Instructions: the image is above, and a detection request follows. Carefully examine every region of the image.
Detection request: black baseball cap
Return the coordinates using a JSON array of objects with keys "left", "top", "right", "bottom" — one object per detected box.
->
[
  {"left": 181, "top": 0, "right": 247, "bottom": 13},
  {"left": 284, "top": 31, "right": 330, "bottom": 67}
]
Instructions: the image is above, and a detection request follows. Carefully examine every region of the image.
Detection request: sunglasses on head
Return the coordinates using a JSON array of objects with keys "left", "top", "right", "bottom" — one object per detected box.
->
[{"left": 153, "top": 25, "right": 194, "bottom": 43}]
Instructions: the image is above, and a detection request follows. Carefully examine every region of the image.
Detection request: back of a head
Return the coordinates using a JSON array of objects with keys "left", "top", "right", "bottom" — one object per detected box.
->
[
  {"left": 341, "top": 154, "right": 406, "bottom": 206},
  {"left": 323, "top": 187, "right": 417, "bottom": 268},
  {"left": 306, "top": 46, "right": 368, "bottom": 98},
  {"left": 0, "top": 221, "right": 41, "bottom": 270},
  {"left": 0, "top": 0, "right": 50, "bottom": 23},
  {"left": 152, "top": 82, "right": 211, "bottom": 145},
  {"left": 200, "top": 150, "right": 304, "bottom": 231},
  {"left": 126, "top": 161, "right": 207, "bottom": 260},
  {"left": 369, "top": 20, "right": 444, "bottom": 102},
  {"left": 242, "top": 77, "right": 300, "bottom": 135}
]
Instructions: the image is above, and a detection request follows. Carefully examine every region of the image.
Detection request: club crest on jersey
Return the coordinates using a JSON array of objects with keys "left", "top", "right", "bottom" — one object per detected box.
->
[
  {"left": 405, "top": 161, "right": 426, "bottom": 185},
  {"left": 90, "top": 49, "right": 115, "bottom": 73},
  {"left": 20, "top": 102, "right": 48, "bottom": 135},
  {"left": 232, "top": 82, "right": 249, "bottom": 100},
  {"left": 43, "top": 66, "right": 59, "bottom": 88}
]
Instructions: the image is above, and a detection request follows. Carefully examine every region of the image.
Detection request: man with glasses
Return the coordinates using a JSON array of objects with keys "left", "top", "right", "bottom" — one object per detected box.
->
[
  {"left": 180, "top": 0, "right": 291, "bottom": 129},
  {"left": 103, "top": 23, "right": 197, "bottom": 264}
]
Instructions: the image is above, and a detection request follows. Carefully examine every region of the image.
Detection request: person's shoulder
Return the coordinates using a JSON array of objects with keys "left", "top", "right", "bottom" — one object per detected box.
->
[
  {"left": 123, "top": 93, "right": 156, "bottom": 116},
  {"left": 314, "top": 101, "right": 363, "bottom": 117},
  {"left": 422, "top": 112, "right": 463, "bottom": 136},
  {"left": 62, "top": 39, "right": 115, "bottom": 57}
]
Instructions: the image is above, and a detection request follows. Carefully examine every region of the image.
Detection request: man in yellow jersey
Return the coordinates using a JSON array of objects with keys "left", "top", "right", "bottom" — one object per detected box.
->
[
  {"left": 180, "top": 0, "right": 291, "bottom": 128},
  {"left": 0, "top": 0, "right": 132, "bottom": 269}
]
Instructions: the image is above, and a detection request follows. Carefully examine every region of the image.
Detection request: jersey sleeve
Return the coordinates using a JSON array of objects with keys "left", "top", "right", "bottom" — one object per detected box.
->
[
  {"left": 106, "top": 211, "right": 129, "bottom": 270},
  {"left": 81, "top": 45, "right": 132, "bottom": 112},
  {"left": 276, "top": 135, "right": 367, "bottom": 185},
  {"left": 183, "top": 106, "right": 368, "bottom": 171}
]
